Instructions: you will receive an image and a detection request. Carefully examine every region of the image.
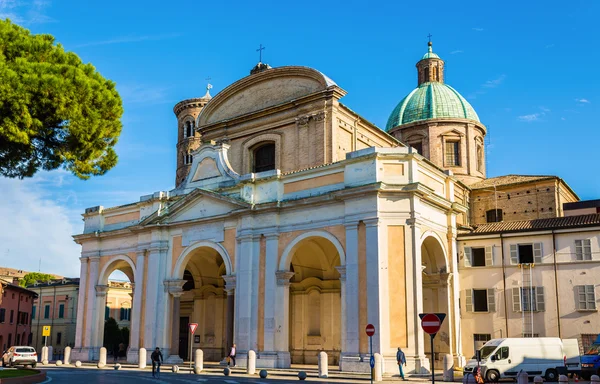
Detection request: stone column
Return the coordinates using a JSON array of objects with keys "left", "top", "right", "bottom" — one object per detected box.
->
[
  {"left": 164, "top": 280, "right": 185, "bottom": 364},
  {"left": 223, "top": 274, "right": 236, "bottom": 354},
  {"left": 74, "top": 257, "right": 88, "bottom": 348},
  {"left": 128, "top": 250, "right": 145, "bottom": 362},
  {"left": 93, "top": 285, "right": 109, "bottom": 360},
  {"left": 263, "top": 234, "right": 279, "bottom": 354},
  {"left": 364, "top": 219, "right": 390, "bottom": 354},
  {"left": 274, "top": 271, "right": 294, "bottom": 368},
  {"left": 342, "top": 222, "right": 360, "bottom": 357},
  {"left": 335, "top": 265, "right": 347, "bottom": 352},
  {"left": 406, "top": 217, "right": 427, "bottom": 372},
  {"left": 235, "top": 235, "right": 258, "bottom": 353},
  {"left": 83, "top": 257, "right": 100, "bottom": 352},
  {"left": 144, "top": 241, "right": 168, "bottom": 351}
]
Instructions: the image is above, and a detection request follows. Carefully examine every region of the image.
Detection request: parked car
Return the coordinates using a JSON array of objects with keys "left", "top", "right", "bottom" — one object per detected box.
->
[
  {"left": 581, "top": 335, "right": 600, "bottom": 379},
  {"left": 464, "top": 337, "right": 570, "bottom": 382},
  {"left": 1, "top": 346, "right": 37, "bottom": 368}
]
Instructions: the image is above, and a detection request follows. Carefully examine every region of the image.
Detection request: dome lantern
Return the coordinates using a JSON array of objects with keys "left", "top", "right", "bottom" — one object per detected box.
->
[{"left": 417, "top": 41, "right": 444, "bottom": 85}]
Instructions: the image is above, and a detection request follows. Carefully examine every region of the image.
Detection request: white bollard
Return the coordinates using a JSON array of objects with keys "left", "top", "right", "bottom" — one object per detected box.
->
[
  {"left": 534, "top": 376, "right": 543, "bottom": 384},
  {"left": 443, "top": 354, "right": 453, "bottom": 382},
  {"left": 138, "top": 348, "right": 147, "bottom": 369},
  {"left": 318, "top": 351, "right": 328, "bottom": 378},
  {"left": 374, "top": 353, "right": 383, "bottom": 382},
  {"left": 517, "top": 370, "right": 529, "bottom": 384},
  {"left": 47, "top": 346, "right": 54, "bottom": 362},
  {"left": 64, "top": 346, "right": 71, "bottom": 365},
  {"left": 591, "top": 374, "right": 600, "bottom": 384},
  {"left": 559, "top": 375, "right": 569, "bottom": 384},
  {"left": 194, "top": 349, "right": 203, "bottom": 373},
  {"left": 98, "top": 347, "right": 107, "bottom": 368},
  {"left": 41, "top": 346, "right": 48, "bottom": 363},
  {"left": 75, "top": 361, "right": 82, "bottom": 367},
  {"left": 247, "top": 350, "right": 256, "bottom": 375}
]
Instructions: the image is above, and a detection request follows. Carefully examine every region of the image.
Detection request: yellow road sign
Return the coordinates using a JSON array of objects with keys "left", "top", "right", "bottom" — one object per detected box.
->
[{"left": 42, "top": 326, "right": 51, "bottom": 337}]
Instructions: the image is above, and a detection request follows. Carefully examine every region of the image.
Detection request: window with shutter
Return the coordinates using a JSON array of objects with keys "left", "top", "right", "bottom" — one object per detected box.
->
[
  {"left": 487, "top": 289, "right": 496, "bottom": 312},
  {"left": 575, "top": 240, "right": 592, "bottom": 261},
  {"left": 577, "top": 285, "right": 596, "bottom": 310},
  {"left": 471, "top": 247, "right": 486, "bottom": 267},
  {"left": 512, "top": 287, "right": 521, "bottom": 311},
  {"left": 465, "top": 290, "right": 473, "bottom": 312},
  {"left": 464, "top": 247, "right": 472, "bottom": 267},
  {"left": 485, "top": 246, "right": 494, "bottom": 266},
  {"left": 473, "top": 289, "right": 489, "bottom": 312},
  {"left": 510, "top": 244, "right": 519, "bottom": 265},
  {"left": 536, "top": 287, "right": 545, "bottom": 311},
  {"left": 533, "top": 243, "right": 543, "bottom": 263}
]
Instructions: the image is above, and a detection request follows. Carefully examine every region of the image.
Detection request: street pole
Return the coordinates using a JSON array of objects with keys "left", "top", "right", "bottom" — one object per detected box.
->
[
  {"left": 370, "top": 336, "right": 373, "bottom": 384},
  {"left": 189, "top": 335, "right": 192, "bottom": 372},
  {"left": 431, "top": 334, "right": 435, "bottom": 384}
]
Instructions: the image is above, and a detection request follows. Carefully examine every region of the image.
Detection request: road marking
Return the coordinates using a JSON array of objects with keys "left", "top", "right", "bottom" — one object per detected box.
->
[
  {"left": 39, "top": 378, "right": 53, "bottom": 384},
  {"left": 224, "top": 381, "right": 239, "bottom": 384}
]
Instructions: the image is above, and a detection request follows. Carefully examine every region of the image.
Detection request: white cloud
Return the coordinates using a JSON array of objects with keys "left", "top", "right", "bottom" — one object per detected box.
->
[
  {"left": 0, "top": 0, "right": 54, "bottom": 24},
  {"left": 74, "top": 33, "right": 181, "bottom": 48},
  {"left": 575, "top": 98, "right": 590, "bottom": 104},
  {"left": 472, "top": 27, "right": 484, "bottom": 32},
  {"left": 539, "top": 106, "right": 551, "bottom": 113},
  {"left": 518, "top": 113, "right": 541, "bottom": 122},
  {"left": 450, "top": 50, "right": 463, "bottom": 54},
  {"left": 117, "top": 84, "right": 172, "bottom": 105},
  {"left": 483, "top": 75, "right": 506, "bottom": 88},
  {"left": 0, "top": 175, "right": 81, "bottom": 277}
]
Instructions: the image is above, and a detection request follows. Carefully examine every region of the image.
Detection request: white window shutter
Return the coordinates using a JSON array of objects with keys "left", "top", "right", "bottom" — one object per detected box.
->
[
  {"left": 487, "top": 288, "right": 496, "bottom": 312},
  {"left": 464, "top": 247, "right": 472, "bottom": 267},
  {"left": 512, "top": 287, "right": 521, "bottom": 312},
  {"left": 587, "top": 285, "right": 596, "bottom": 310},
  {"left": 533, "top": 243, "right": 543, "bottom": 263},
  {"left": 536, "top": 286, "right": 545, "bottom": 311},
  {"left": 465, "top": 289, "right": 473, "bottom": 312},
  {"left": 485, "top": 246, "right": 494, "bottom": 266},
  {"left": 584, "top": 240, "right": 592, "bottom": 260},
  {"left": 577, "top": 285, "right": 585, "bottom": 310},
  {"left": 510, "top": 244, "right": 519, "bottom": 264},
  {"left": 575, "top": 240, "right": 583, "bottom": 261}
]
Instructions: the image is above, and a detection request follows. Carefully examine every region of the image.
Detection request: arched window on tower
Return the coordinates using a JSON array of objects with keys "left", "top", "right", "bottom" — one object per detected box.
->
[
  {"left": 477, "top": 145, "right": 484, "bottom": 172},
  {"left": 185, "top": 121, "right": 193, "bottom": 138},
  {"left": 424, "top": 67, "right": 430, "bottom": 82},
  {"left": 183, "top": 152, "right": 193, "bottom": 165},
  {"left": 253, "top": 142, "right": 276, "bottom": 173},
  {"left": 433, "top": 67, "right": 437, "bottom": 82}
]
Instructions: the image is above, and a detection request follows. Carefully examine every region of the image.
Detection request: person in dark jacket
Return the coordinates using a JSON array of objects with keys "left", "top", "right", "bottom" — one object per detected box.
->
[
  {"left": 151, "top": 347, "right": 163, "bottom": 378},
  {"left": 396, "top": 347, "right": 407, "bottom": 380}
]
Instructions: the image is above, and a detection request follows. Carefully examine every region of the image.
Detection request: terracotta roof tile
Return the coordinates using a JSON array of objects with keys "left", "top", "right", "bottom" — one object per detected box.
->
[{"left": 461, "top": 214, "right": 600, "bottom": 235}]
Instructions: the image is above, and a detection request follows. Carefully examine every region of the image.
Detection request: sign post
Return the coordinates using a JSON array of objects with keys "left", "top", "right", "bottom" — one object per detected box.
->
[
  {"left": 42, "top": 326, "right": 51, "bottom": 347},
  {"left": 419, "top": 313, "right": 446, "bottom": 384},
  {"left": 365, "top": 324, "right": 375, "bottom": 384},
  {"left": 188, "top": 323, "right": 198, "bottom": 372}
]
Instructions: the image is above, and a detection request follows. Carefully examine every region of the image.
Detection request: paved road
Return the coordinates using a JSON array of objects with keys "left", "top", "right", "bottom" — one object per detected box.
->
[{"left": 41, "top": 366, "right": 375, "bottom": 384}]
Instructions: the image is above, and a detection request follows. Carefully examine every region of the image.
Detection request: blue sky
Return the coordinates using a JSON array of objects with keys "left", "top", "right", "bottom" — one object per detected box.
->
[{"left": 0, "top": 0, "right": 598, "bottom": 277}]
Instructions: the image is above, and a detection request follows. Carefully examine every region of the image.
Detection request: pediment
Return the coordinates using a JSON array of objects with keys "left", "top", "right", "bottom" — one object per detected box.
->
[
  {"left": 197, "top": 66, "right": 340, "bottom": 126},
  {"left": 178, "top": 142, "right": 240, "bottom": 193},
  {"left": 142, "top": 189, "right": 250, "bottom": 226},
  {"left": 438, "top": 128, "right": 464, "bottom": 138}
]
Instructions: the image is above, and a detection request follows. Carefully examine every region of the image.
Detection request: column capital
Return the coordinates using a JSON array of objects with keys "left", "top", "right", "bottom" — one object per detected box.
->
[
  {"left": 276, "top": 271, "right": 295, "bottom": 286},
  {"left": 344, "top": 221, "right": 360, "bottom": 230},
  {"left": 164, "top": 279, "right": 186, "bottom": 296},
  {"left": 223, "top": 274, "right": 236, "bottom": 293},
  {"left": 264, "top": 232, "right": 280, "bottom": 241},
  {"left": 79, "top": 257, "right": 90, "bottom": 264},
  {"left": 136, "top": 249, "right": 147, "bottom": 258},
  {"left": 95, "top": 285, "right": 109, "bottom": 297},
  {"left": 363, "top": 218, "right": 380, "bottom": 227},
  {"left": 335, "top": 265, "right": 347, "bottom": 281},
  {"left": 148, "top": 241, "right": 169, "bottom": 253}
]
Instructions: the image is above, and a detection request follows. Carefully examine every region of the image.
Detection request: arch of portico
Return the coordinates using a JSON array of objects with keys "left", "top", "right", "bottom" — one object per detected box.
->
[
  {"left": 168, "top": 240, "right": 235, "bottom": 363},
  {"left": 276, "top": 230, "right": 346, "bottom": 366},
  {"left": 420, "top": 232, "right": 453, "bottom": 364}
]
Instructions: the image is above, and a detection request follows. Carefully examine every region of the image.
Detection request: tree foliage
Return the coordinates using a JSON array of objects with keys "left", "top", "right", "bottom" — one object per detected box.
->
[
  {"left": 19, "top": 272, "right": 54, "bottom": 287},
  {"left": 0, "top": 19, "right": 123, "bottom": 179}
]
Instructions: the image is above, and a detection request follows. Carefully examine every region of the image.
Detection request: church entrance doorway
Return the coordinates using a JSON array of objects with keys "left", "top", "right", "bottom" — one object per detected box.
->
[
  {"left": 286, "top": 235, "right": 342, "bottom": 365},
  {"left": 174, "top": 246, "right": 231, "bottom": 362},
  {"left": 421, "top": 236, "right": 451, "bottom": 365}
]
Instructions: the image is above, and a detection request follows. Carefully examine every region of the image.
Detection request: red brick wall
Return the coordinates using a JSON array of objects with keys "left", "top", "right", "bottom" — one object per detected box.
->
[{"left": 0, "top": 285, "right": 35, "bottom": 351}]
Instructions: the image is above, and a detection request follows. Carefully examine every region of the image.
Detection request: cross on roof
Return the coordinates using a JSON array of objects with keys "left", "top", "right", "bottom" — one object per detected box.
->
[
  {"left": 256, "top": 44, "right": 265, "bottom": 62},
  {"left": 427, "top": 33, "right": 433, "bottom": 43}
]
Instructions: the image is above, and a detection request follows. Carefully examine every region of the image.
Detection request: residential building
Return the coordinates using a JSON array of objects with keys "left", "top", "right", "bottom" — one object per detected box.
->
[{"left": 0, "top": 282, "right": 36, "bottom": 351}]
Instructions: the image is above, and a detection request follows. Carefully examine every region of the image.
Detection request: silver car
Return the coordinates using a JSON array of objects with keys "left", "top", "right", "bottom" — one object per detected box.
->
[{"left": 1, "top": 346, "right": 37, "bottom": 368}]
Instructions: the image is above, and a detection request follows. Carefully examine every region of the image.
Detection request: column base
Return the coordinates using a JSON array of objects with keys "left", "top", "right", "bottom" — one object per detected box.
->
[
  {"left": 256, "top": 351, "right": 290, "bottom": 369},
  {"left": 165, "top": 355, "right": 184, "bottom": 364},
  {"left": 127, "top": 348, "right": 139, "bottom": 364},
  {"left": 340, "top": 353, "right": 369, "bottom": 373},
  {"left": 409, "top": 356, "right": 431, "bottom": 374},
  {"left": 70, "top": 347, "right": 98, "bottom": 362}
]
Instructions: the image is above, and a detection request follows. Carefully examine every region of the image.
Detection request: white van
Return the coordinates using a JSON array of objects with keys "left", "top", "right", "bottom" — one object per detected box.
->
[{"left": 464, "top": 338, "right": 568, "bottom": 382}]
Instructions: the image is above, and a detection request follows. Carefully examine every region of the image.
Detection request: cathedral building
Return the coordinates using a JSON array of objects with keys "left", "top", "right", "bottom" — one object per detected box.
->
[{"left": 71, "top": 42, "right": 600, "bottom": 374}]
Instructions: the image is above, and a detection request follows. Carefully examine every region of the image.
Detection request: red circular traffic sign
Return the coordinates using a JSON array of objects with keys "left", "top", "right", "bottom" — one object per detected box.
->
[
  {"left": 421, "top": 314, "right": 441, "bottom": 335},
  {"left": 365, "top": 323, "right": 375, "bottom": 337}
]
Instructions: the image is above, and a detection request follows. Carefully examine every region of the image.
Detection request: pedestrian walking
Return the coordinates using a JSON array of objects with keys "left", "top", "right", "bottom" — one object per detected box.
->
[
  {"left": 228, "top": 344, "right": 236, "bottom": 367},
  {"left": 396, "top": 347, "right": 407, "bottom": 380},
  {"left": 151, "top": 347, "right": 163, "bottom": 378}
]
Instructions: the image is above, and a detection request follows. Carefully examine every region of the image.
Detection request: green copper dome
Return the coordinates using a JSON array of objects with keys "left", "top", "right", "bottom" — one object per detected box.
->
[
  {"left": 385, "top": 82, "right": 480, "bottom": 131},
  {"left": 421, "top": 44, "right": 440, "bottom": 60}
]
